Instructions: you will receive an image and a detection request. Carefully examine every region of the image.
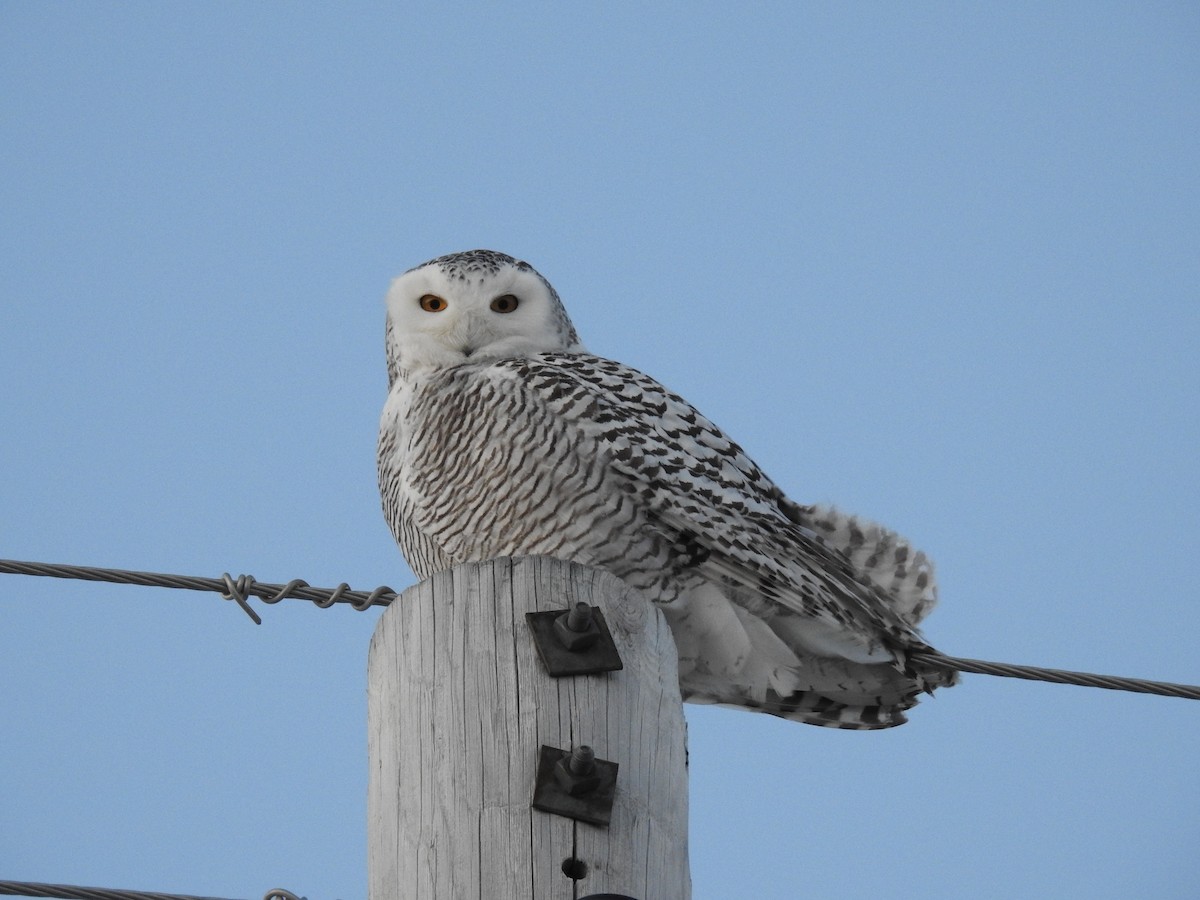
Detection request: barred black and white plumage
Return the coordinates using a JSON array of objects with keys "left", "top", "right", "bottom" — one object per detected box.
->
[{"left": 377, "top": 250, "right": 956, "bottom": 729}]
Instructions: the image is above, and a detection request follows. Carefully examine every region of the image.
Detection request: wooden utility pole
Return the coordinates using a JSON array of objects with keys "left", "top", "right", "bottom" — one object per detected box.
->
[{"left": 367, "top": 556, "right": 691, "bottom": 899}]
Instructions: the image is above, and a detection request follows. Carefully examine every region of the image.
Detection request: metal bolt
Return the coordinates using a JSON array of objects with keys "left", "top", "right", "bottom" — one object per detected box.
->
[
  {"left": 567, "top": 745, "right": 595, "bottom": 775},
  {"left": 565, "top": 601, "right": 593, "bottom": 632},
  {"left": 553, "top": 744, "right": 602, "bottom": 796},
  {"left": 552, "top": 603, "right": 601, "bottom": 652}
]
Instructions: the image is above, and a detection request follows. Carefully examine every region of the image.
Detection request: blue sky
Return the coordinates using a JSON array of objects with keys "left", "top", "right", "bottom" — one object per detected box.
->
[{"left": 2, "top": 3, "right": 1197, "bottom": 898}]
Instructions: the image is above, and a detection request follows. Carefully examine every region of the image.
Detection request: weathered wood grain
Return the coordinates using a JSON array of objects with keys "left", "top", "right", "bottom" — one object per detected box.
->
[{"left": 368, "top": 556, "right": 690, "bottom": 899}]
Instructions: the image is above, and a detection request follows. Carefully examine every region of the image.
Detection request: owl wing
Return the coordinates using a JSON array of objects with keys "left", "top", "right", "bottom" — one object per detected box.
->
[
  {"left": 400, "top": 352, "right": 931, "bottom": 660},
  {"left": 394, "top": 352, "right": 957, "bottom": 727}
]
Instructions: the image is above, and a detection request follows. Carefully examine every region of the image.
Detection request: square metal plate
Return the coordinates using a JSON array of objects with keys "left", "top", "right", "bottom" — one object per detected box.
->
[
  {"left": 531, "top": 744, "right": 619, "bottom": 827},
  {"left": 525, "top": 605, "right": 624, "bottom": 676}
]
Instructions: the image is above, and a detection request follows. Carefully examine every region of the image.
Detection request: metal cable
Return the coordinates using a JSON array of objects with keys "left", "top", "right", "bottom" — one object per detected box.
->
[
  {"left": 0, "top": 558, "right": 396, "bottom": 620},
  {"left": 2, "top": 557, "right": 1198, "bottom": 702},
  {"left": 0, "top": 880, "right": 303, "bottom": 900},
  {"left": 910, "top": 651, "right": 1200, "bottom": 700}
]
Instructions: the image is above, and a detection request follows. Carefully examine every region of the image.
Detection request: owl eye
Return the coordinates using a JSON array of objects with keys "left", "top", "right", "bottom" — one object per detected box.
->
[
  {"left": 490, "top": 294, "right": 520, "bottom": 313},
  {"left": 419, "top": 294, "right": 447, "bottom": 312}
]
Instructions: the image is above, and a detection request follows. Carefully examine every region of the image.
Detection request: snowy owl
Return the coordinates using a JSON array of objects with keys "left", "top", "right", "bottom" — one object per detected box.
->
[{"left": 377, "top": 249, "right": 955, "bottom": 729}]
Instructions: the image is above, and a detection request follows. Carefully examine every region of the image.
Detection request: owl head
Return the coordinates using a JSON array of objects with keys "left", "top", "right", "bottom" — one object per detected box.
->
[{"left": 385, "top": 250, "right": 584, "bottom": 384}]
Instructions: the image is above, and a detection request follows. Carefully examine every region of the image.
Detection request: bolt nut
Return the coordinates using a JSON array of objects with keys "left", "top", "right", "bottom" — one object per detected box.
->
[
  {"left": 552, "top": 603, "right": 600, "bottom": 651},
  {"left": 554, "top": 746, "right": 602, "bottom": 796}
]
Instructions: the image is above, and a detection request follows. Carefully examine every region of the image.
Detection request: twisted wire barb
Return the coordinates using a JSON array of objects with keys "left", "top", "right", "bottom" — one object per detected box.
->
[
  {"left": 0, "top": 558, "right": 396, "bottom": 620},
  {"left": 2, "top": 557, "right": 1198, "bottom": 702},
  {"left": 0, "top": 880, "right": 303, "bottom": 900}
]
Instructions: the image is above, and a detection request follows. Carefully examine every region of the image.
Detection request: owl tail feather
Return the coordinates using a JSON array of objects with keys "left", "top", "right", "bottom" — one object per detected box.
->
[
  {"left": 682, "top": 680, "right": 917, "bottom": 729},
  {"left": 673, "top": 591, "right": 953, "bottom": 728}
]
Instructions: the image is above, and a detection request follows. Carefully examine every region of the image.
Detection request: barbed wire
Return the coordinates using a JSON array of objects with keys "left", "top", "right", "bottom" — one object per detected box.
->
[
  {"left": 0, "top": 880, "right": 304, "bottom": 900},
  {"left": 0, "top": 558, "right": 396, "bottom": 624},
  {"left": 2, "top": 557, "right": 1198, "bottom": 701}
]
